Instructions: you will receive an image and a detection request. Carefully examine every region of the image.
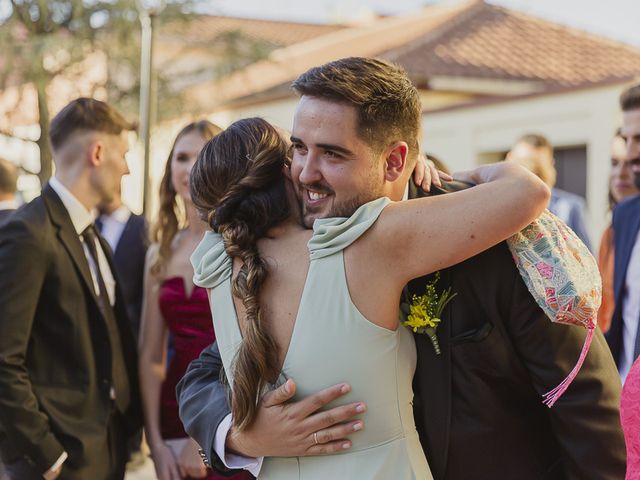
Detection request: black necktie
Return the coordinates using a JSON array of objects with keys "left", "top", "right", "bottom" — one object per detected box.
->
[{"left": 82, "top": 224, "right": 130, "bottom": 413}]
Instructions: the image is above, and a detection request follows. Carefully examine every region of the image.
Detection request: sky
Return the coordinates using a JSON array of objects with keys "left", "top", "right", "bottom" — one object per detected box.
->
[{"left": 202, "top": 0, "right": 640, "bottom": 46}]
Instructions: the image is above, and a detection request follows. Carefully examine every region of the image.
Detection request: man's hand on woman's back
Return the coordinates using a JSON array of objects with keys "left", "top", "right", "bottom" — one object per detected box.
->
[{"left": 227, "top": 379, "right": 366, "bottom": 458}]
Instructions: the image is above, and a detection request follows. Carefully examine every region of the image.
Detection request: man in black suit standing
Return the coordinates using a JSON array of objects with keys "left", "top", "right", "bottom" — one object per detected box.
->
[
  {"left": 177, "top": 57, "right": 625, "bottom": 479},
  {"left": 97, "top": 187, "right": 148, "bottom": 339},
  {"left": 0, "top": 157, "right": 18, "bottom": 226},
  {"left": 0, "top": 98, "right": 141, "bottom": 480}
]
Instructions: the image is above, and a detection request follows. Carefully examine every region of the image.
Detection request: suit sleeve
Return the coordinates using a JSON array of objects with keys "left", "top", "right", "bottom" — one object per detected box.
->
[
  {"left": 0, "top": 219, "right": 66, "bottom": 472},
  {"left": 505, "top": 265, "right": 626, "bottom": 479},
  {"left": 568, "top": 200, "right": 592, "bottom": 252},
  {"left": 176, "top": 341, "right": 240, "bottom": 475}
]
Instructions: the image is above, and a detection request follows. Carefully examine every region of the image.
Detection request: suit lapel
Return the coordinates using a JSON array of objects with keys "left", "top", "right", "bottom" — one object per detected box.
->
[
  {"left": 407, "top": 182, "right": 453, "bottom": 478},
  {"left": 113, "top": 216, "right": 133, "bottom": 259},
  {"left": 42, "top": 185, "right": 100, "bottom": 305},
  {"left": 609, "top": 199, "right": 640, "bottom": 362},
  {"left": 413, "top": 270, "right": 452, "bottom": 479},
  {"left": 614, "top": 203, "right": 640, "bottom": 299}
]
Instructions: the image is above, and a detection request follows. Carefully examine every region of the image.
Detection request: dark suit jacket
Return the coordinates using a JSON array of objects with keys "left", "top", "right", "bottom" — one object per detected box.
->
[
  {"left": 606, "top": 194, "right": 640, "bottom": 367},
  {"left": 102, "top": 213, "right": 147, "bottom": 339},
  {"left": 0, "top": 185, "right": 142, "bottom": 478},
  {"left": 177, "top": 183, "right": 625, "bottom": 480},
  {"left": 0, "top": 208, "right": 14, "bottom": 226}
]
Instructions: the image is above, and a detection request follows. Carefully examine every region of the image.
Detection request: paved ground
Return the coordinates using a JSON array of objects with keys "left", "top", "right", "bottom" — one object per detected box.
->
[{"left": 125, "top": 457, "right": 157, "bottom": 480}]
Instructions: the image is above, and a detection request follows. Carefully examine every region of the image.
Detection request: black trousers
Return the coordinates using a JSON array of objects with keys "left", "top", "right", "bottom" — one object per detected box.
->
[{"left": 4, "top": 409, "right": 127, "bottom": 480}]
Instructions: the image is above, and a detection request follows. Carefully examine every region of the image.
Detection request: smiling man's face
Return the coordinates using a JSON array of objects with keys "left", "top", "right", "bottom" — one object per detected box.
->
[{"left": 290, "top": 95, "right": 386, "bottom": 228}]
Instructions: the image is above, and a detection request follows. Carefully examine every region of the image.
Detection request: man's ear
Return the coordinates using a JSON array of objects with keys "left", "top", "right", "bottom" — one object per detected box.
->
[
  {"left": 88, "top": 140, "right": 104, "bottom": 167},
  {"left": 383, "top": 141, "right": 408, "bottom": 182}
]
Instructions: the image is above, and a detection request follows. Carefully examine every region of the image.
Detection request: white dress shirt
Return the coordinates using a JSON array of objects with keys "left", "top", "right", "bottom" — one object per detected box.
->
[
  {"left": 0, "top": 198, "right": 18, "bottom": 210},
  {"left": 98, "top": 205, "right": 131, "bottom": 252},
  {"left": 620, "top": 228, "right": 640, "bottom": 383},
  {"left": 49, "top": 177, "right": 116, "bottom": 305}
]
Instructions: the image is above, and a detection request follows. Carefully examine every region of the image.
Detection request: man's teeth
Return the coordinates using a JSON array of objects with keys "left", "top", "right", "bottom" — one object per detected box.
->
[{"left": 308, "top": 191, "right": 328, "bottom": 200}]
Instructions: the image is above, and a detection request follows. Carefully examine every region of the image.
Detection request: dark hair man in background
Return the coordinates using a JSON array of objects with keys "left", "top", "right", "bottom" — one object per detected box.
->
[
  {"left": 96, "top": 185, "right": 148, "bottom": 340},
  {"left": 507, "top": 133, "right": 592, "bottom": 250}
]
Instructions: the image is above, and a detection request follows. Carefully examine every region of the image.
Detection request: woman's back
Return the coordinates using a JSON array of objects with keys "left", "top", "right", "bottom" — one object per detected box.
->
[{"left": 194, "top": 198, "right": 431, "bottom": 479}]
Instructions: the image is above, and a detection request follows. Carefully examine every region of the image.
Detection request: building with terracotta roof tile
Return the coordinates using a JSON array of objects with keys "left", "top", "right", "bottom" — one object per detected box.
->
[{"left": 195, "top": 0, "right": 639, "bottom": 239}]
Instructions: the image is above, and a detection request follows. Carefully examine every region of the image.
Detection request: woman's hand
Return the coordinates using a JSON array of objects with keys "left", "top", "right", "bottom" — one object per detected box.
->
[
  {"left": 151, "top": 442, "right": 182, "bottom": 480},
  {"left": 177, "top": 438, "right": 209, "bottom": 479},
  {"left": 413, "top": 154, "right": 452, "bottom": 192}
]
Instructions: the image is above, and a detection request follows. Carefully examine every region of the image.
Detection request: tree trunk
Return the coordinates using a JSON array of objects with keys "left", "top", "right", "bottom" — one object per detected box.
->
[{"left": 35, "top": 75, "right": 51, "bottom": 185}]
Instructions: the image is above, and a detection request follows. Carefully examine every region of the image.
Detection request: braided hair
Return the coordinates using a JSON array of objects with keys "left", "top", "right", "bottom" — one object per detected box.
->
[{"left": 190, "top": 117, "right": 291, "bottom": 429}]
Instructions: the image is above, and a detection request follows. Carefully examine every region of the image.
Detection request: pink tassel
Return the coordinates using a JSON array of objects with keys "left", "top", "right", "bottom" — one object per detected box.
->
[{"left": 542, "top": 324, "right": 595, "bottom": 408}]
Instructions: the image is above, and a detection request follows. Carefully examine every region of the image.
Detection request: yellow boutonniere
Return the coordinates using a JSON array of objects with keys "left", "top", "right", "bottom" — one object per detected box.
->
[{"left": 400, "top": 272, "right": 457, "bottom": 355}]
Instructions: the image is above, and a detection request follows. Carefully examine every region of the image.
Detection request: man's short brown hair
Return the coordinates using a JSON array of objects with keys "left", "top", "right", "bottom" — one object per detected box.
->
[
  {"left": 291, "top": 57, "right": 422, "bottom": 164},
  {"left": 49, "top": 97, "right": 136, "bottom": 151},
  {"left": 516, "top": 133, "right": 553, "bottom": 152},
  {"left": 0, "top": 158, "right": 17, "bottom": 195},
  {"left": 620, "top": 83, "right": 640, "bottom": 112}
]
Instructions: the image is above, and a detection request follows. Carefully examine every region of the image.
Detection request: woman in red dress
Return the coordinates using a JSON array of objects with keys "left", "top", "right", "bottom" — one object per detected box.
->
[{"left": 139, "top": 121, "right": 251, "bottom": 480}]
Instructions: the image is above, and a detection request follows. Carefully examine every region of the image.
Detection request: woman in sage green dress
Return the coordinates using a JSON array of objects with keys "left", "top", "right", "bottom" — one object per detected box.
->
[{"left": 188, "top": 117, "right": 549, "bottom": 479}]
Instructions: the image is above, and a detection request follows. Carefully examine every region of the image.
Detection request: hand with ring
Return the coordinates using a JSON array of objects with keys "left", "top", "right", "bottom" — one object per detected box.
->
[{"left": 226, "top": 379, "right": 365, "bottom": 457}]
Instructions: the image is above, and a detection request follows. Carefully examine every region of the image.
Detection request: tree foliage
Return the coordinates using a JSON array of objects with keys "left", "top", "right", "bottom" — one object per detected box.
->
[{"left": 0, "top": 0, "right": 195, "bottom": 183}]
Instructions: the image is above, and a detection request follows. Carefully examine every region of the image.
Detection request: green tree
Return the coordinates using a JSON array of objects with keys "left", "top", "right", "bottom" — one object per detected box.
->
[{"left": 0, "top": 0, "right": 194, "bottom": 184}]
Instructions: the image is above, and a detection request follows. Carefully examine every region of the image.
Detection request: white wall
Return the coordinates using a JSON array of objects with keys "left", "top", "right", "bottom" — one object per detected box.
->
[
  {"left": 211, "top": 98, "right": 301, "bottom": 133},
  {"left": 422, "top": 82, "right": 629, "bottom": 245}
]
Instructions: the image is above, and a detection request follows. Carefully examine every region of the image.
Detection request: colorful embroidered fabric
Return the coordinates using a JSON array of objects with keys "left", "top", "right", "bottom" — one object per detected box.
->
[{"left": 507, "top": 210, "right": 601, "bottom": 407}]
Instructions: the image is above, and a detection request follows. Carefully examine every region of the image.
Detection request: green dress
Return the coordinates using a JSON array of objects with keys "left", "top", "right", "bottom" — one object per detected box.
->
[{"left": 192, "top": 198, "right": 432, "bottom": 480}]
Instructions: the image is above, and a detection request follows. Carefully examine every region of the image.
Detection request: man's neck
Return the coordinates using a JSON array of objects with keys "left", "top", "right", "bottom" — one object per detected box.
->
[{"left": 53, "top": 174, "right": 98, "bottom": 212}]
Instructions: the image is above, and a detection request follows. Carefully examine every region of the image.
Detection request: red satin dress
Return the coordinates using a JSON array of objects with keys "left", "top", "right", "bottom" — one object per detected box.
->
[{"left": 159, "top": 276, "right": 251, "bottom": 480}]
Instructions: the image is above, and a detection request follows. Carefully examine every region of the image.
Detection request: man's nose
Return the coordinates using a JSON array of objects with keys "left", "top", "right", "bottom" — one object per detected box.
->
[{"left": 298, "top": 152, "right": 321, "bottom": 185}]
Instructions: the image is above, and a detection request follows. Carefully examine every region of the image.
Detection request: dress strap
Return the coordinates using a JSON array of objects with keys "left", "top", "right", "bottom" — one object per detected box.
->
[
  {"left": 309, "top": 197, "right": 391, "bottom": 260},
  {"left": 190, "top": 231, "right": 232, "bottom": 289}
]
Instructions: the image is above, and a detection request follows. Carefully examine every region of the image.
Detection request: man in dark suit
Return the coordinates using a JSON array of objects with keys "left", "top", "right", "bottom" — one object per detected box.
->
[
  {"left": 177, "top": 58, "right": 625, "bottom": 479},
  {"left": 506, "top": 134, "right": 592, "bottom": 251},
  {"left": 607, "top": 83, "right": 640, "bottom": 382},
  {"left": 0, "top": 98, "right": 141, "bottom": 480},
  {"left": 0, "top": 157, "right": 18, "bottom": 226},
  {"left": 97, "top": 189, "right": 148, "bottom": 339}
]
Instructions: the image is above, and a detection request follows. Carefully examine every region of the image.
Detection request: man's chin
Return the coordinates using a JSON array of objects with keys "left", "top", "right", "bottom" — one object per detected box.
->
[
  {"left": 302, "top": 212, "right": 319, "bottom": 229},
  {"left": 301, "top": 205, "right": 327, "bottom": 229}
]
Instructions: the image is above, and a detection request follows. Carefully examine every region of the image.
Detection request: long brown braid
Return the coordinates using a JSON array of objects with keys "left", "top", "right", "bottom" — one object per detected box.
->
[{"left": 190, "top": 117, "right": 290, "bottom": 429}]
